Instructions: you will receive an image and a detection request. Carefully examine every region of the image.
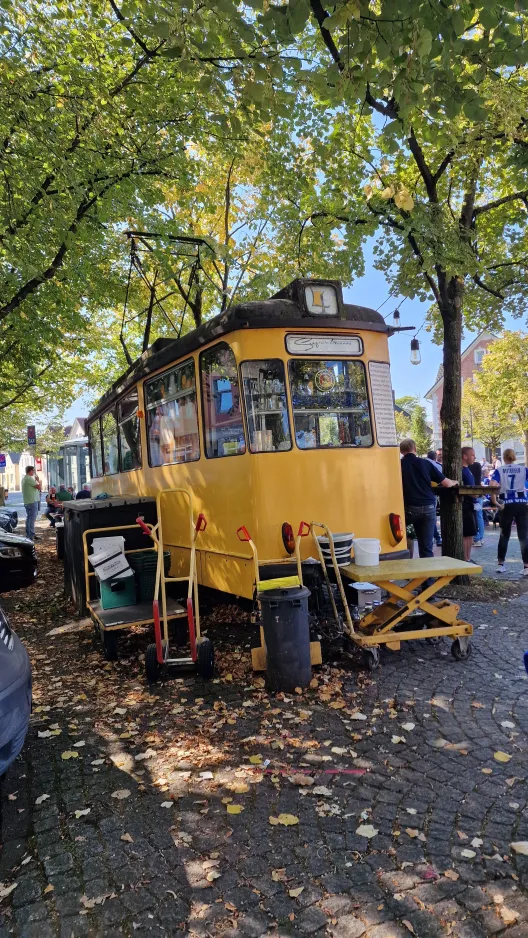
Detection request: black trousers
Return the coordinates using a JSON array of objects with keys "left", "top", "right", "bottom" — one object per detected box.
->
[{"left": 498, "top": 503, "right": 528, "bottom": 565}]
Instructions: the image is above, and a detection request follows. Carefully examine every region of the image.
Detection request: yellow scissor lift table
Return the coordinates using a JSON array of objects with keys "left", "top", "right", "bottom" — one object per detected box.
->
[{"left": 339, "top": 555, "right": 482, "bottom": 670}]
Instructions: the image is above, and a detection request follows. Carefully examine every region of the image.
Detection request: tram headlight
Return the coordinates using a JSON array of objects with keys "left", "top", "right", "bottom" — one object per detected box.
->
[
  {"left": 389, "top": 513, "right": 404, "bottom": 544},
  {"left": 282, "top": 522, "right": 296, "bottom": 555}
]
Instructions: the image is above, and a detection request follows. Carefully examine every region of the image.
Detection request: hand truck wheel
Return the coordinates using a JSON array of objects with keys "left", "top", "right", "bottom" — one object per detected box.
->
[
  {"left": 196, "top": 637, "right": 214, "bottom": 679},
  {"left": 362, "top": 647, "right": 380, "bottom": 671},
  {"left": 451, "top": 638, "right": 472, "bottom": 661},
  {"left": 145, "top": 640, "right": 168, "bottom": 682}
]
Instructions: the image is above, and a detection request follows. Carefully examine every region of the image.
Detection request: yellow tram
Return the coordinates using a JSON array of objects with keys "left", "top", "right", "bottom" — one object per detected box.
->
[{"left": 87, "top": 279, "right": 408, "bottom": 601}]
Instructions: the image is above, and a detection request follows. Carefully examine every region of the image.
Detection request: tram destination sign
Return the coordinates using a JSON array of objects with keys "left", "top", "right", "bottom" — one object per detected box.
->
[{"left": 285, "top": 334, "right": 363, "bottom": 356}]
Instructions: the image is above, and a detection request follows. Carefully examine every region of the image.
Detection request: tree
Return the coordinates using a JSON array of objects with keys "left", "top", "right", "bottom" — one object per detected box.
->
[
  {"left": 462, "top": 377, "right": 516, "bottom": 456},
  {"left": 465, "top": 333, "right": 528, "bottom": 461},
  {"left": 251, "top": 0, "right": 528, "bottom": 558},
  {"left": 410, "top": 405, "right": 432, "bottom": 456}
]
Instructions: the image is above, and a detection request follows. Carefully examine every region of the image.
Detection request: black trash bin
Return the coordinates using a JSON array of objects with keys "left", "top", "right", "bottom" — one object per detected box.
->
[{"left": 258, "top": 586, "right": 311, "bottom": 692}]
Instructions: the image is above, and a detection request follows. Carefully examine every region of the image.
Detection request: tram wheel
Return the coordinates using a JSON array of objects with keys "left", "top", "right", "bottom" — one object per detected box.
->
[
  {"left": 362, "top": 647, "right": 380, "bottom": 671},
  {"left": 103, "top": 630, "right": 118, "bottom": 661},
  {"left": 196, "top": 637, "right": 215, "bottom": 680},
  {"left": 451, "top": 638, "right": 472, "bottom": 661}
]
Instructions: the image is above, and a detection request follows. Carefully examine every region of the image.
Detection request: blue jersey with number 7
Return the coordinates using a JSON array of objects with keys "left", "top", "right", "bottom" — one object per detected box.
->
[{"left": 491, "top": 465, "right": 528, "bottom": 503}]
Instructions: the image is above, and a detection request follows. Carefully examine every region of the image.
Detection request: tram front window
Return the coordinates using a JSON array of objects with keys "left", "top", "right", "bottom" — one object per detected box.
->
[
  {"left": 201, "top": 343, "right": 246, "bottom": 458},
  {"left": 288, "top": 359, "right": 372, "bottom": 449},
  {"left": 241, "top": 360, "right": 291, "bottom": 453},
  {"left": 118, "top": 389, "right": 141, "bottom": 471},
  {"left": 88, "top": 420, "right": 103, "bottom": 477},
  {"left": 146, "top": 359, "right": 200, "bottom": 467},
  {"left": 101, "top": 410, "right": 119, "bottom": 474}
]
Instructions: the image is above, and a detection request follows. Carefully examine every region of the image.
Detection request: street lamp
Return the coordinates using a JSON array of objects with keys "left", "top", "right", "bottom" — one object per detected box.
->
[{"left": 410, "top": 337, "right": 421, "bottom": 365}]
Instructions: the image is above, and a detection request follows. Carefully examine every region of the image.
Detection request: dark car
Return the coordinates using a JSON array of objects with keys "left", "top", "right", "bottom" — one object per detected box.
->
[
  {"left": 0, "top": 532, "right": 37, "bottom": 593},
  {"left": 0, "top": 606, "right": 32, "bottom": 779}
]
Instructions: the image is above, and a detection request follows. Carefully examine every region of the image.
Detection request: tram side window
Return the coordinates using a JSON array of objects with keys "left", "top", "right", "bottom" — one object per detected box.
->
[
  {"left": 146, "top": 359, "right": 200, "bottom": 467},
  {"left": 88, "top": 420, "right": 103, "bottom": 477},
  {"left": 241, "top": 360, "right": 291, "bottom": 453},
  {"left": 288, "top": 359, "right": 373, "bottom": 449},
  {"left": 101, "top": 410, "right": 119, "bottom": 475},
  {"left": 200, "top": 343, "right": 246, "bottom": 458},
  {"left": 118, "top": 389, "right": 142, "bottom": 472}
]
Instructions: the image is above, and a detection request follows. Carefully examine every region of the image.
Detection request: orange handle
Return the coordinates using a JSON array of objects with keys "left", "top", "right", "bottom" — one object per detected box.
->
[
  {"left": 297, "top": 521, "right": 311, "bottom": 537},
  {"left": 237, "top": 525, "right": 251, "bottom": 542},
  {"left": 136, "top": 517, "right": 151, "bottom": 536},
  {"left": 195, "top": 513, "right": 207, "bottom": 532}
]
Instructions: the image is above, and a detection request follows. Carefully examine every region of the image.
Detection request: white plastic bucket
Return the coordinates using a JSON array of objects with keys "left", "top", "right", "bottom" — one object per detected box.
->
[
  {"left": 317, "top": 533, "right": 354, "bottom": 567},
  {"left": 353, "top": 537, "right": 380, "bottom": 567}
]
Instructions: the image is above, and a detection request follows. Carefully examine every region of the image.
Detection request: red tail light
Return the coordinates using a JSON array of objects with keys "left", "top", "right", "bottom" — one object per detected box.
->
[
  {"left": 389, "top": 513, "right": 404, "bottom": 544},
  {"left": 282, "top": 522, "right": 295, "bottom": 555}
]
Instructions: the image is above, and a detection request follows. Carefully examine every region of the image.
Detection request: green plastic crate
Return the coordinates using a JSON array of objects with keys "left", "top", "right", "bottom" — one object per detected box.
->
[
  {"left": 128, "top": 550, "right": 171, "bottom": 601},
  {"left": 98, "top": 572, "right": 137, "bottom": 610}
]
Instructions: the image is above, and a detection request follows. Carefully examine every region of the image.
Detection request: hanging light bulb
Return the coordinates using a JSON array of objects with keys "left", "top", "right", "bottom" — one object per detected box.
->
[
  {"left": 392, "top": 308, "right": 401, "bottom": 327},
  {"left": 410, "top": 337, "right": 421, "bottom": 365}
]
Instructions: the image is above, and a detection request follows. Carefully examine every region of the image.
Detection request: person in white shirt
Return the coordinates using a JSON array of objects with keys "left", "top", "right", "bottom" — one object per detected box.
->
[{"left": 490, "top": 448, "right": 528, "bottom": 575}]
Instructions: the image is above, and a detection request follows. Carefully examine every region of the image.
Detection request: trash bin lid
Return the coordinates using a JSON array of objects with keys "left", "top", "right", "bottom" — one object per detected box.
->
[{"left": 257, "top": 586, "right": 311, "bottom": 603}]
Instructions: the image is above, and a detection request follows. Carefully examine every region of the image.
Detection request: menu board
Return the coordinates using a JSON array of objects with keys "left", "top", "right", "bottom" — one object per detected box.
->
[{"left": 369, "top": 361, "right": 398, "bottom": 446}]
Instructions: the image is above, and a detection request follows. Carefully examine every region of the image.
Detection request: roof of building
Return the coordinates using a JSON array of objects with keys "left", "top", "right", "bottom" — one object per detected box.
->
[
  {"left": 424, "top": 330, "right": 496, "bottom": 399},
  {"left": 88, "top": 279, "right": 388, "bottom": 422}
]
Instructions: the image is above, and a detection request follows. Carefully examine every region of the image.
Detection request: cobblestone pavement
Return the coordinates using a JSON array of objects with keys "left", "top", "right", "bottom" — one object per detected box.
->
[{"left": 1, "top": 526, "right": 528, "bottom": 937}]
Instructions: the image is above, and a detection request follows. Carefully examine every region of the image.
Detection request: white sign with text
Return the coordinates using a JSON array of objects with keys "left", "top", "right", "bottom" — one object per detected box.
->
[
  {"left": 368, "top": 361, "right": 398, "bottom": 446},
  {"left": 286, "top": 333, "right": 363, "bottom": 356}
]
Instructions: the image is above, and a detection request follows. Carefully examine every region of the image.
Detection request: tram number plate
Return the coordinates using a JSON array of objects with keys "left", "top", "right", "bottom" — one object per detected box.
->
[
  {"left": 285, "top": 334, "right": 363, "bottom": 356},
  {"left": 368, "top": 361, "right": 398, "bottom": 446}
]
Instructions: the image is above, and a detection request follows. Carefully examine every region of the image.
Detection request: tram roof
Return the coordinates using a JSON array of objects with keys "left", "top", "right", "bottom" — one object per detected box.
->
[{"left": 89, "top": 280, "right": 387, "bottom": 420}]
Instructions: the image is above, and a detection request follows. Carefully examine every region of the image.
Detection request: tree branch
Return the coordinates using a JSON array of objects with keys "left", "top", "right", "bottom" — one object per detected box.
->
[
  {"left": 0, "top": 363, "right": 53, "bottom": 411},
  {"left": 473, "top": 189, "right": 528, "bottom": 217},
  {"left": 472, "top": 274, "right": 504, "bottom": 299},
  {"left": 309, "top": 0, "right": 344, "bottom": 70},
  {"left": 408, "top": 129, "right": 437, "bottom": 202}
]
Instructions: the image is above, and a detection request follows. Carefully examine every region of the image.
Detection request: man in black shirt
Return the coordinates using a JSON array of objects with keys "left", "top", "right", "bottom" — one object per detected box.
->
[{"left": 400, "top": 439, "right": 457, "bottom": 557}]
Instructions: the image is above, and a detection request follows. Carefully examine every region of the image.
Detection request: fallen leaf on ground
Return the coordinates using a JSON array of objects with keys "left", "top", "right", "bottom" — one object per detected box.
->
[
  {"left": 471, "top": 837, "right": 483, "bottom": 847},
  {"left": 401, "top": 723, "right": 415, "bottom": 731},
  {"left": 73, "top": 741, "right": 86, "bottom": 748},
  {"left": 35, "top": 794, "right": 50, "bottom": 805},
  {"left": 61, "top": 751, "right": 79, "bottom": 760},
  {"left": 482, "top": 768, "right": 493, "bottom": 774},
  {"left": 227, "top": 804, "right": 244, "bottom": 815},
  {"left": 121, "top": 833, "right": 134, "bottom": 843},
  {"left": 248, "top": 755, "right": 262, "bottom": 764},
  {"left": 312, "top": 786, "right": 333, "bottom": 797},
  {"left": 444, "top": 870, "right": 459, "bottom": 881},
  {"left": 44, "top": 884, "right": 54, "bottom": 894},
  {"left": 501, "top": 721, "right": 515, "bottom": 729},
  {"left": 356, "top": 824, "right": 378, "bottom": 839},
  {"left": 329, "top": 700, "right": 345, "bottom": 709},
  {"left": 206, "top": 871, "right": 221, "bottom": 882},
  {"left": 272, "top": 869, "right": 286, "bottom": 882},
  {"left": 111, "top": 789, "right": 131, "bottom": 800},
  {"left": 391, "top": 736, "right": 406, "bottom": 744},
  {"left": 289, "top": 887, "right": 304, "bottom": 897},
  {"left": 0, "top": 883, "right": 17, "bottom": 900},
  {"left": 501, "top": 907, "right": 519, "bottom": 924},
  {"left": 402, "top": 920, "right": 416, "bottom": 935},
  {"left": 269, "top": 814, "right": 299, "bottom": 826},
  {"left": 74, "top": 809, "right": 91, "bottom": 818},
  {"left": 494, "top": 751, "right": 512, "bottom": 763},
  {"left": 288, "top": 774, "right": 314, "bottom": 787},
  {"left": 461, "top": 849, "right": 476, "bottom": 858},
  {"left": 161, "top": 802, "right": 173, "bottom": 809},
  {"left": 511, "top": 842, "right": 528, "bottom": 855}
]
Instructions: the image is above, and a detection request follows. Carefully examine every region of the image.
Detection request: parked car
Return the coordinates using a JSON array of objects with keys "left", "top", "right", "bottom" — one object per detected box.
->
[
  {"left": 0, "top": 508, "right": 18, "bottom": 534},
  {"left": 0, "top": 532, "right": 37, "bottom": 592},
  {"left": 0, "top": 605, "right": 32, "bottom": 779}
]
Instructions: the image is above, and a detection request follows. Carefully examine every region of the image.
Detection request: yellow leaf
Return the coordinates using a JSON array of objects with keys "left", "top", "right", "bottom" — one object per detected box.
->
[
  {"left": 120, "top": 833, "right": 134, "bottom": 843},
  {"left": 61, "top": 751, "right": 79, "bottom": 760},
  {"left": 44, "top": 884, "right": 54, "bottom": 894},
  {"left": 249, "top": 755, "right": 263, "bottom": 764},
  {"left": 444, "top": 869, "right": 459, "bottom": 881},
  {"left": 379, "top": 185, "right": 395, "bottom": 200},
  {"left": 482, "top": 768, "right": 493, "bottom": 774},
  {"left": 394, "top": 188, "right": 414, "bottom": 212},
  {"left": 269, "top": 814, "right": 299, "bottom": 826},
  {"left": 229, "top": 782, "right": 249, "bottom": 794},
  {"left": 289, "top": 887, "right": 304, "bottom": 897},
  {"left": 329, "top": 700, "right": 345, "bottom": 709},
  {"left": 272, "top": 869, "right": 286, "bottom": 881},
  {"left": 227, "top": 804, "right": 244, "bottom": 815},
  {"left": 206, "top": 870, "right": 222, "bottom": 882},
  {"left": 494, "top": 751, "right": 512, "bottom": 763},
  {"left": 222, "top": 797, "right": 233, "bottom": 804}
]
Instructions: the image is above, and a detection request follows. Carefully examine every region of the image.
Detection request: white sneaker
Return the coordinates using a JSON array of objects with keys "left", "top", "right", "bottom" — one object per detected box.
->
[
  {"left": 497, "top": 564, "right": 506, "bottom": 573},
  {"left": 522, "top": 567, "right": 528, "bottom": 577},
  {"left": 473, "top": 541, "right": 483, "bottom": 547}
]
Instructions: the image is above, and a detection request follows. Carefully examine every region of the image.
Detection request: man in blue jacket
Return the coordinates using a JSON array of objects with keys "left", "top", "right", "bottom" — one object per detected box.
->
[{"left": 400, "top": 439, "right": 457, "bottom": 558}]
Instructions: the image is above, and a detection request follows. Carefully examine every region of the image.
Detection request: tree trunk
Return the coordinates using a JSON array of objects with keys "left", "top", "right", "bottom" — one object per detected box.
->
[{"left": 439, "top": 300, "right": 463, "bottom": 561}]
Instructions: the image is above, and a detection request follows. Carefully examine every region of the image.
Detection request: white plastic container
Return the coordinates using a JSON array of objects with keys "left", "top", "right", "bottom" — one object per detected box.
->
[{"left": 353, "top": 537, "right": 380, "bottom": 567}]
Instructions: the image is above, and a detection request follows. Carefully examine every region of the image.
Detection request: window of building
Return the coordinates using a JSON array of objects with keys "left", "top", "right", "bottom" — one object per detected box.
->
[
  {"left": 200, "top": 343, "right": 246, "bottom": 458},
  {"left": 474, "top": 348, "right": 485, "bottom": 365},
  {"left": 88, "top": 420, "right": 103, "bottom": 478},
  {"left": 118, "top": 389, "right": 142, "bottom": 472},
  {"left": 146, "top": 359, "right": 200, "bottom": 467},
  {"left": 241, "top": 360, "right": 292, "bottom": 453},
  {"left": 101, "top": 410, "right": 119, "bottom": 475},
  {"left": 288, "top": 359, "right": 372, "bottom": 449}
]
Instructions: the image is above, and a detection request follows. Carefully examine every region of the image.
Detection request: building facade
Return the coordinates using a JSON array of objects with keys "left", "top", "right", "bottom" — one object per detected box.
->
[
  {"left": 425, "top": 331, "right": 524, "bottom": 461},
  {"left": 0, "top": 418, "right": 90, "bottom": 494}
]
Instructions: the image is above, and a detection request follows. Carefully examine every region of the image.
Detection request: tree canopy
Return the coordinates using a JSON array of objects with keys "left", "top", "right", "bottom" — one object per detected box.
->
[{"left": 466, "top": 332, "right": 528, "bottom": 460}]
